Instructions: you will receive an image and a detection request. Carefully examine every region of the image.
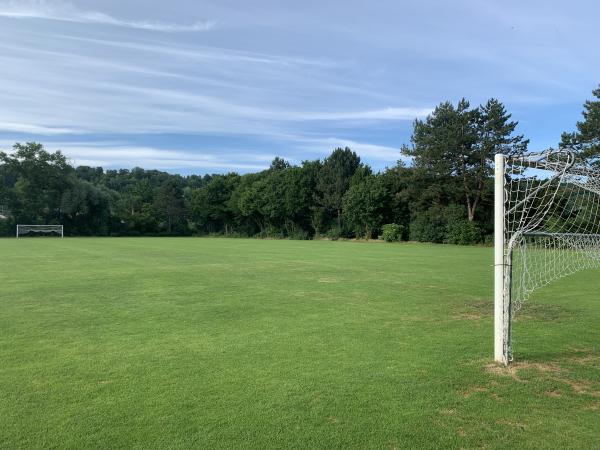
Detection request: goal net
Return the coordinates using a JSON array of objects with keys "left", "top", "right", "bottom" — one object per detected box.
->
[
  {"left": 494, "top": 149, "right": 600, "bottom": 363},
  {"left": 16, "top": 224, "right": 64, "bottom": 238}
]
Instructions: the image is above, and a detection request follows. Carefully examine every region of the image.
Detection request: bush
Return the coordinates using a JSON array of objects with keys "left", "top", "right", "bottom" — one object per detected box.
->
[
  {"left": 258, "top": 226, "right": 284, "bottom": 239},
  {"left": 288, "top": 229, "right": 309, "bottom": 240},
  {"left": 446, "top": 218, "right": 481, "bottom": 245},
  {"left": 409, "top": 209, "right": 446, "bottom": 243},
  {"left": 326, "top": 227, "right": 342, "bottom": 241},
  {"left": 0, "top": 218, "right": 13, "bottom": 237},
  {"left": 382, "top": 223, "right": 403, "bottom": 242},
  {"left": 483, "top": 234, "right": 494, "bottom": 246}
]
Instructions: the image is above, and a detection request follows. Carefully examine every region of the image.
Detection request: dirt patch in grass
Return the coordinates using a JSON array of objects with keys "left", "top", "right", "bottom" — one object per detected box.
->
[
  {"left": 461, "top": 385, "right": 503, "bottom": 401},
  {"left": 583, "top": 401, "right": 600, "bottom": 411},
  {"left": 514, "top": 303, "right": 572, "bottom": 322},
  {"left": 456, "top": 301, "right": 572, "bottom": 322},
  {"left": 545, "top": 390, "right": 562, "bottom": 398},
  {"left": 485, "top": 361, "right": 561, "bottom": 382},
  {"left": 318, "top": 277, "right": 339, "bottom": 283},
  {"left": 454, "top": 312, "right": 487, "bottom": 320},
  {"left": 569, "top": 354, "right": 600, "bottom": 367},
  {"left": 489, "top": 392, "right": 502, "bottom": 401},
  {"left": 515, "top": 361, "right": 562, "bottom": 373},
  {"left": 555, "top": 378, "right": 600, "bottom": 397},
  {"left": 496, "top": 419, "right": 527, "bottom": 430},
  {"left": 462, "top": 386, "right": 488, "bottom": 398},
  {"left": 486, "top": 361, "right": 600, "bottom": 397},
  {"left": 485, "top": 363, "right": 524, "bottom": 382},
  {"left": 454, "top": 301, "right": 491, "bottom": 320}
]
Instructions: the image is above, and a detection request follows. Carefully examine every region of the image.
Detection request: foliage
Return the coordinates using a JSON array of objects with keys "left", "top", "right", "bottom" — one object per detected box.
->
[
  {"left": 409, "top": 207, "right": 448, "bottom": 243},
  {"left": 0, "top": 141, "right": 499, "bottom": 244},
  {"left": 404, "top": 98, "right": 527, "bottom": 221},
  {"left": 342, "top": 174, "right": 388, "bottom": 239},
  {"left": 381, "top": 223, "right": 403, "bottom": 242},
  {"left": 326, "top": 226, "right": 342, "bottom": 240},
  {"left": 315, "top": 147, "right": 362, "bottom": 230},
  {"left": 446, "top": 216, "right": 482, "bottom": 245},
  {"left": 561, "top": 84, "right": 600, "bottom": 163}
]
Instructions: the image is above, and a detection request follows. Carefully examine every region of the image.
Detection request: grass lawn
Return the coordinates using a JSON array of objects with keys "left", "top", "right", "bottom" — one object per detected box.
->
[{"left": 1, "top": 238, "right": 598, "bottom": 449}]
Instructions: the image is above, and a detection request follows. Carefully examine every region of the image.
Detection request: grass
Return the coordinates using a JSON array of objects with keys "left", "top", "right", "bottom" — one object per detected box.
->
[{"left": 0, "top": 238, "right": 598, "bottom": 449}]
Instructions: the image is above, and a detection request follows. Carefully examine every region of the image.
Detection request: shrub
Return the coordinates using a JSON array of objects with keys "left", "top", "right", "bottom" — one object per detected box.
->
[
  {"left": 0, "top": 216, "right": 15, "bottom": 236},
  {"left": 382, "top": 223, "right": 403, "bottom": 242},
  {"left": 326, "top": 227, "right": 342, "bottom": 241},
  {"left": 288, "top": 229, "right": 310, "bottom": 240},
  {"left": 446, "top": 218, "right": 482, "bottom": 245},
  {"left": 409, "top": 209, "right": 446, "bottom": 243}
]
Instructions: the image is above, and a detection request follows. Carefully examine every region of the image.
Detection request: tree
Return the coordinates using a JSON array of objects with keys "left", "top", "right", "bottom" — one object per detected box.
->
[
  {"left": 269, "top": 156, "right": 290, "bottom": 171},
  {"left": 0, "top": 139, "right": 508, "bottom": 243},
  {"left": 404, "top": 99, "right": 527, "bottom": 221},
  {"left": 561, "top": 85, "right": 600, "bottom": 162},
  {"left": 187, "top": 174, "right": 239, "bottom": 234},
  {"left": 0, "top": 142, "right": 74, "bottom": 224},
  {"left": 342, "top": 174, "right": 388, "bottom": 239},
  {"left": 471, "top": 99, "right": 528, "bottom": 219},
  {"left": 154, "top": 179, "right": 185, "bottom": 234},
  {"left": 60, "top": 180, "right": 113, "bottom": 235},
  {"left": 316, "top": 147, "right": 361, "bottom": 230},
  {"left": 236, "top": 177, "right": 268, "bottom": 234}
]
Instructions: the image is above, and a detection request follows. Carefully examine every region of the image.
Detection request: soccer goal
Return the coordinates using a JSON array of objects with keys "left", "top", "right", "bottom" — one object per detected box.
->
[
  {"left": 494, "top": 149, "right": 600, "bottom": 364},
  {"left": 16, "top": 224, "right": 64, "bottom": 238}
]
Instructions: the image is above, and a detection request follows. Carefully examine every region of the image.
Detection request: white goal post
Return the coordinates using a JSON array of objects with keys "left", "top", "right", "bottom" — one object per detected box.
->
[
  {"left": 494, "top": 149, "right": 600, "bottom": 364},
  {"left": 16, "top": 224, "right": 64, "bottom": 238}
]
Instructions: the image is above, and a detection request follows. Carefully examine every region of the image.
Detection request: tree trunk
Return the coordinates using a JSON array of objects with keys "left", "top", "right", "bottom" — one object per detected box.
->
[
  {"left": 337, "top": 209, "right": 341, "bottom": 229},
  {"left": 462, "top": 172, "right": 475, "bottom": 222},
  {"left": 467, "top": 201, "right": 475, "bottom": 222}
]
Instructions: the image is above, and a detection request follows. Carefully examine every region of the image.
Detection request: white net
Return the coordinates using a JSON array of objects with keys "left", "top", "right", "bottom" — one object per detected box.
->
[
  {"left": 503, "top": 149, "right": 600, "bottom": 358},
  {"left": 16, "top": 224, "right": 63, "bottom": 237}
]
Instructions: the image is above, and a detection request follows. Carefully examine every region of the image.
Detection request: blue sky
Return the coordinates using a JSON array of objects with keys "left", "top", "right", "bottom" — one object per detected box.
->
[{"left": 0, "top": 0, "right": 598, "bottom": 174}]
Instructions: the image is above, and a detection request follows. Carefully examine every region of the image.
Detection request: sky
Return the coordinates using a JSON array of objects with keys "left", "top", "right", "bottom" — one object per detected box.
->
[{"left": 0, "top": 0, "right": 598, "bottom": 174}]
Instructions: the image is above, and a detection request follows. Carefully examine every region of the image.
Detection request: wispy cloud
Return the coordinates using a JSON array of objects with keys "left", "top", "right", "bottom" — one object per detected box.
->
[
  {"left": 0, "top": 140, "right": 272, "bottom": 171},
  {"left": 1, "top": 0, "right": 596, "bottom": 174},
  {"left": 298, "top": 107, "right": 432, "bottom": 121},
  {"left": 285, "top": 136, "right": 406, "bottom": 165},
  {"left": 0, "top": 121, "right": 77, "bottom": 135},
  {"left": 0, "top": 0, "right": 215, "bottom": 32}
]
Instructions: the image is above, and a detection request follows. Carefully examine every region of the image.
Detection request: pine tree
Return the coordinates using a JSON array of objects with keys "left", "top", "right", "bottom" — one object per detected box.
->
[
  {"left": 404, "top": 98, "right": 527, "bottom": 221},
  {"left": 561, "top": 85, "right": 600, "bottom": 162}
]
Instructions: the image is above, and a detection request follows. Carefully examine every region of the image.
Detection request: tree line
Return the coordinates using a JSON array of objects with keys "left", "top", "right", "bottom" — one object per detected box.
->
[{"left": 1, "top": 87, "right": 598, "bottom": 242}]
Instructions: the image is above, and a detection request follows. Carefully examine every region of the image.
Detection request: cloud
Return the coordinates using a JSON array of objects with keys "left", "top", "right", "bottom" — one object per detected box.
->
[
  {"left": 287, "top": 136, "right": 407, "bottom": 164},
  {"left": 298, "top": 107, "right": 432, "bottom": 121},
  {"left": 0, "top": 121, "right": 77, "bottom": 135},
  {"left": 0, "top": 19, "right": 432, "bottom": 141},
  {"left": 0, "top": 135, "right": 406, "bottom": 172},
  {"left": 1, "top": 140, "right": 272, "bottom": 171},
  {"left": 2, "top": 0, "right": 592, "bottom": 173},
  {"left": 0, "top": 0, "right": 215, "bottom": 32}
]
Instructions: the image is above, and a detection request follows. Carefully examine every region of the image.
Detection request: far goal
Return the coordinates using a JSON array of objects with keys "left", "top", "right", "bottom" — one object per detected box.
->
[
  {"left": 16, "top": 224, "right": 64, "bottom": 238},
  {"left": 494, "top": 149, "right": 600, "bottom": 364}
]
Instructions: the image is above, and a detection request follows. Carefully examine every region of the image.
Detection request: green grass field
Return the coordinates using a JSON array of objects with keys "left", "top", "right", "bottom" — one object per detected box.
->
[{"left": 1, "top": 238, "right": 598, "bottom": 449}]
